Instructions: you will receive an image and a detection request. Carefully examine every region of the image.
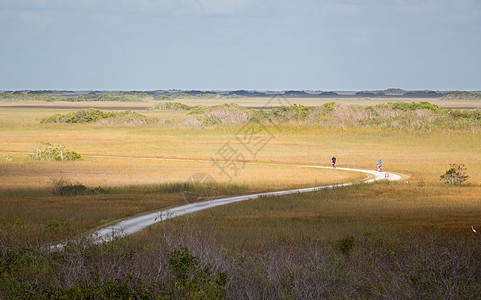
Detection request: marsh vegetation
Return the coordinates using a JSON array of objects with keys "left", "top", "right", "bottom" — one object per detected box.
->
[{"left": 1, "top": 100, "right": 481, "bottom": 298}]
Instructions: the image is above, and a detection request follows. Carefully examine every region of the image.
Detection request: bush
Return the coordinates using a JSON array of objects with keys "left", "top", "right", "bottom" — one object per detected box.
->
[
  {"left": 440, "top": 164, "right": 469, "bottom": 185},
  {"left": 154, "top": 95, "right": 172, "bottom": 101},
  {"left": 30, "top": 143, "right": 81, "bottom": 161},
  {"left": 271, "top": 104, "right": 310, "bottom": 121},
  {"left": 389, "top": 101, "right": 440, "bottom": 111},
  {"left": 41, "top": 108, "right": 115, "bottom": 123},
  {"left": 50, "top": 178, "right": 105, "bottom": 195},
  {"left": 449, "top": 109, "right": 481, "bottom": 121},
  {"left": 335, "top": 234, "right": 355, "bottom": 255},
  {"left": 320, "top": 101, "right": 337, "bottom": 115},
  {"left": 97, "top": 110, "right": 153, "bottom": 125},
  {"left": 167, "top": 247, "right": 227, "bottom": 299},
  {"left": 40, "top": 108, "right": 153, "bottom": 125},
  {"left": 148, "top": 102, "right": 191, "bottom": 111}
]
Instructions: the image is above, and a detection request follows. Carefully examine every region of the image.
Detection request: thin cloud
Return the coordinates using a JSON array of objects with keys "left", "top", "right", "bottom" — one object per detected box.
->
[
  {"left": 321, "top": 3, "right": 363, "bottom": 17},
  {"left": 1, "top": 0, "right": 255, "bottom": 16},
  {"left": 395, "top": 0, "right": 443, "bottom": 14},
  {"left": 19, "top": 10, "right": 52, "bottom": 26},
  {"left": 395, "top": 0, "right": 481, "bottom": 22}
]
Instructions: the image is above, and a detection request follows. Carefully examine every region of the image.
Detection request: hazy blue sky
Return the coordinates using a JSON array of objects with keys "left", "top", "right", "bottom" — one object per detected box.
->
[{"left": 1, "top": 0, "right": 480, "bottom": 91}]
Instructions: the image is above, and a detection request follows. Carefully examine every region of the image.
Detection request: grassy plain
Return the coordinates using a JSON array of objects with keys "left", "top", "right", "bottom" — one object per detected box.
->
[
  {"left": 2, "top": 96, "right": 481, "bottom": 109},
  {"left": 0, "top": 105, "right": 367, "bottom": 244},
  {"left": 183, "top": 182, "right": 481, "bottom": 250},
  {"left": 1, "top": 103, "right": 481, "bottom": 231},
  {"left": 2, "top": 101, "right": 481, "bottom": 298}
]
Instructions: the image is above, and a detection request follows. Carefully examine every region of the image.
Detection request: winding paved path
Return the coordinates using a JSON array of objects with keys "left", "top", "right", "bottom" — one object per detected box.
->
[{"left": 50, "top": 161, "right": 402, "bottom": 251}]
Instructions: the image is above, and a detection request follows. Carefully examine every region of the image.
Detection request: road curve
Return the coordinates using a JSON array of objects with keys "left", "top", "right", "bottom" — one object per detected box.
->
[{"left": 50, "top": 165, "right": 402, "bottom": 251}]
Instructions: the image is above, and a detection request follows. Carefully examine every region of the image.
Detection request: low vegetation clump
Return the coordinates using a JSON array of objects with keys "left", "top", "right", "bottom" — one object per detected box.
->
[
  {"left": 388, "top": 101, "right": 440, "bottom": 111},
  {"left": 449, "top": 109, "right": 481, "bottom": 120},
  {"left": 173, "top": 101, "right": 481, "bottom": 131},
  {"left": 167, "top": 246, "right": 228, "bottom": 299},
  {"left": 50, "top": 178, "right": 105, "bottom": 196},
  {"left": 154, "top": 92, "right": 242, "bottom": 101},
  {"left": 442, "top": 91, "right": 481, "bottom": 101},
  {"left": 440, "top": 164, "right": 469, "bottom": 185},
  {"left": 30, "top": 143, "right": 81, "bottom": 161},
  {"left": 41, "top": 108, "right": 154, "bottom": 125},
  {"left": 95, "top": 110, "right": 154, "bottom": 126},
  {"left": 194, "top": 104, "right": 250, "bottom": 127},
  {"left": 334, "top": 234, "right": 355, "bottom": 255},
  {"left": 38, "top": 102, "right": 481, "bottom": 131},
  {"left": 147, "top": 102, "right": 190, "bottom": 111}
]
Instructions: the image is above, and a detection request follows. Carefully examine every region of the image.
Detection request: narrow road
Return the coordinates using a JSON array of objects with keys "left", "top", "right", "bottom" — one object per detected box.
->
[{"left": 50, "top": 163, "right": 402, "bottom": 250}]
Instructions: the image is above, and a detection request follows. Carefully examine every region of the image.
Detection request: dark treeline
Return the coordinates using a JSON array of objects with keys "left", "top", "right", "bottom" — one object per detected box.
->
[{"left": 4, "top": 89, "right": 481, "bottom": 101}]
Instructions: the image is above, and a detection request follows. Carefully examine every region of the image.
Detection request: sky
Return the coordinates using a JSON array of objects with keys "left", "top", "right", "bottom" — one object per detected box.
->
[{"left": 1, "top": 0, "right": 480, "bottom": 91}]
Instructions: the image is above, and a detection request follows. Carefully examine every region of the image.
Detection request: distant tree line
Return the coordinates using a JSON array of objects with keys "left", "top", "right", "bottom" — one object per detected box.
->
[
  {"left": 441, "top": 92, "right": 481, "bottom": 101},
  {"left": 0, "top": 92, "right": 147, "bottom": 102},
  {"left": 4, "top": 89, "right": 475, "bottom": 101}
]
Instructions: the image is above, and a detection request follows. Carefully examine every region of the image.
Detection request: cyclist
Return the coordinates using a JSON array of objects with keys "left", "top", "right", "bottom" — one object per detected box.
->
[
  {"left": 332, "top": 156, "right": 337, "bottom": 168},
  {"left": 377, "top": 159, "right": 382, "bottom": 172}
]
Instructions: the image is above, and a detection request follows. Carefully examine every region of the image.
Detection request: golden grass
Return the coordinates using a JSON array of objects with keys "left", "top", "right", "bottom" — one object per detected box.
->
[
  {"left": 2, "top": 104, "right": 481, "bottom": 245},
  {"left": 180, "top": 182, "right": 481, "bottom": 250},
  {"left": 2, "top": 97, "right": 481, "bottom": 110},
  {"left": 0, "top": 158, "right": 362, "bottom": 189},
  {"left": 2, "top": 115, "right": 481, "bottom": 185}
]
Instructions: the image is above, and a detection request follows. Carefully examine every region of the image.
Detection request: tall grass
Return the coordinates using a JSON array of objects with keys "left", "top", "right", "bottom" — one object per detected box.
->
[
  {"left": 2, "top": 103, "right": 481, "bottom": 297},
  {"left": 0, "top": 181, "right": 254, "bottom": 246},
  {"left": 2, "top": 220, "right": 481, "bottom": 299},
  {"left": 184, "top": 182, "right": 481, "bottom": 248}
]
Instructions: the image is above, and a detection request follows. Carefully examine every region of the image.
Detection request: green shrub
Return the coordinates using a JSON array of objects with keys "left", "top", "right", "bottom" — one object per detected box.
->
[
  {"left": 271, "top": 104, "right": 310, "bottom": 121},
  {"left": 30, "top": 143, "right": 81, "bottom": 161},
  {"left": 449, "top": 109, "right": 481, "bottom": 120},
  {"left": 197, "top": 115, "right": 220, "bottom": 127},
  {"left": 148, "top": 102, "right": 191, "bottom": 111},
  {"left": 335, "top": 234, "right": 355, "bottom": 255},
  {"left": 41, "top": 108, "right": 115, "bottom": 123},
  {"left": 249, "top": 109, "right": 270, "bottom": 123},
  {"left": 389, "top": 101, "right": 440, "bottom": 111},
  {"left": 41, "top": 108, "right": 153, "bottom": 125},
  {"left": 154, "top": 95, "right": 172, "bottom": 101},
  {"left": 320, "top": 102, "right": 337, "bottom": 115},
  {"left": 440, "top": 164, "right": 469, "bottom": 185},
  {"left": 167, "top": 247, "right": 227, "bottom": 299},
  {"left": 365, "top": 105, "right": 379, "bottom": 117},
  {"left": 188, "top": 105, "right": 210, "bottom": 115},
  {"left": 172, "top": 92, "right": 191, "bottom": 99},
  {"left": 50, "top": 178, "right": 105, "bottom": 195}
]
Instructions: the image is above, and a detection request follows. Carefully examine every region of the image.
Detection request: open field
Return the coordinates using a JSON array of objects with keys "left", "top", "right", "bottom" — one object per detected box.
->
[
  {"left": 1, "top": 103, "right": 481, "bottom": 237},
  {"left": 181, "top": 182, "right": 481, "bottom": 250},
  {"left": 2, "top": 101, "right": 481, "bottom": 298},
  {"left": 2, "top": 96, "right": 481, "bottom": 110}
]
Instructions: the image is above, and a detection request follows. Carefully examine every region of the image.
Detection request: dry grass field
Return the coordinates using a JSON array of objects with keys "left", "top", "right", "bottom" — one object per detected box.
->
[
  {"left": 0, "top": 104, "right": 367, "bottom": 244},
  {"left": 1, "top": 102, "right": 481, "bottom": 238},
  {"left": 2, "top": 100, "right": 481, "bottom": 298},
  {"left": 2, "top": 96, "right": 481, "bottom": 109}
]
